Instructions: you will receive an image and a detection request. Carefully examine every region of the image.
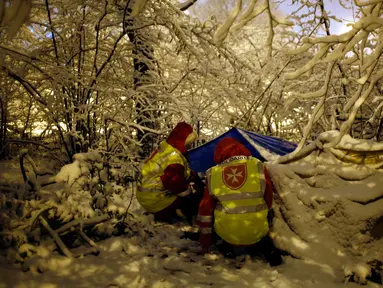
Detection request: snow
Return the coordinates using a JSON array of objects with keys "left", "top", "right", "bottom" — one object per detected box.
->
[
  {"left": 1, "top": 134, "right": 383, "bottom": 287},
  {"left": 344, "top": 262, "right": 372, "bottom": 285},
  {"left": 0, "top": 220, "right": 374, "bottom": 288},
  {"left": 313, "top": 130, "right": 383, "bottom": 152},
  {"left": 214, "top": 0, "right": 243, "bottom": 47},
  {"left": 266, "top": 144, "right": 383, "bottom": 284},
  {"left": 54, "top": 160, "right": 84, "bottom": 187}
]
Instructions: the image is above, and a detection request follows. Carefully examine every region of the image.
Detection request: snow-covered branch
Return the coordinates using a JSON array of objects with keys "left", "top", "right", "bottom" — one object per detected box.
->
[{"left": 105, "top": 117, "right": 167, "bottom": 135}]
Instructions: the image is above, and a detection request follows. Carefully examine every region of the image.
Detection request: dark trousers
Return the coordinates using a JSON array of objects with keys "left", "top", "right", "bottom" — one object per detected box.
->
[
  {"left": 154, "top": 191, "right": 203, "bottom": 224},
  {"left": 217, "top": 234, "right": 282, "bottom": 266}
]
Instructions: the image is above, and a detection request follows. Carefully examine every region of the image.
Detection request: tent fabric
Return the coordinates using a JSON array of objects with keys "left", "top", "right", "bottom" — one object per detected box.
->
[{"left": 187, "top": 128, "right": 297, "bottom": 173}]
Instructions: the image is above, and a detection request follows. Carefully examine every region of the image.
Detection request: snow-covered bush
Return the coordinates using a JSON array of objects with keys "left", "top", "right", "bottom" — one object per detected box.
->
[
  {"left": 53, "top": 151, "right": 142, "bottom": 222},
  {"left": 0, "top": 150, "right": 144, "bottom": 269}
]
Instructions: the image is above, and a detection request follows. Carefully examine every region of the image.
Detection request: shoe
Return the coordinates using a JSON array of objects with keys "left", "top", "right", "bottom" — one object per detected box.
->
[{"left": 268, "top": 250, "right": 282, "bottom": 267}]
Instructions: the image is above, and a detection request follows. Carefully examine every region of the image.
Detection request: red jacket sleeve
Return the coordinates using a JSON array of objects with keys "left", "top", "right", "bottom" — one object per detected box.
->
[
  {"left": 263, "top": 166, "right": 273, "bottom": 209},
  {"left": 197, "top": 183, "right": 216, "bottom": 249},
  {"left": 160, "top": 163, "right": 190, "bottom": 194}
]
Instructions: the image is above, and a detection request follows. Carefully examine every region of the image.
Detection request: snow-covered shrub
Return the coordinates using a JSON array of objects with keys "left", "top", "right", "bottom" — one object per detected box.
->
[
  {"left": 51, "top": 151, "right": 143, "bottom": 236},
  {"left": 0, "top": 150, "right": 144, "bottom": 270}
]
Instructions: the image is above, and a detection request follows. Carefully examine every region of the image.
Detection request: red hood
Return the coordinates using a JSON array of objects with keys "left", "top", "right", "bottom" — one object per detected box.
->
[
  {"left": 166, "top": 122, "right": 194, "bottom": 154},
  {"left": 214, "top": 137, "right": 251, "bottom": 164}
]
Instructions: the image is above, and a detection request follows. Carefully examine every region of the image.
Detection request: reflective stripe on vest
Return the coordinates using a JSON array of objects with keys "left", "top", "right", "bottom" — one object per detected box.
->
[
  {"left": 137, "top": 141, "right": 191, "bottom": 213},
  {"left": 215, "top": 191, "right": 263, "bottom": 201},
  {"left": 215, "top": 202, "right": 268, "bottom": 214},
  {"left": 206, "top": 156, "right": 269, "bottom": 245}
]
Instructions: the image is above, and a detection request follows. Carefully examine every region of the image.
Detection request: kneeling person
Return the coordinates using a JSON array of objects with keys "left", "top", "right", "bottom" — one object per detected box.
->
[
  {"left": 197, "top": 137, "right": 282, "bottom": 266},
  {"left": 137, "top": 122, "right": 202, "bottom": 223}
]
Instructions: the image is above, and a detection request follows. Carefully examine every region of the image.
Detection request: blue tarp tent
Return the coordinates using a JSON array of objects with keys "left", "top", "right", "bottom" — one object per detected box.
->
[{"left": 188, "top": 128, "right": 297, "bottom": 173}]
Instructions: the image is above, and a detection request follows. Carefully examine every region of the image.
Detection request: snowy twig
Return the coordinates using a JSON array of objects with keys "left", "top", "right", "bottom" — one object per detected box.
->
[
  {"left": 105, "top": 117, "right": 166, "bottom": 135},
  {"left": 19, "top": 151, "right": 31, "bottom": 188},
  {"left": 0, "top": 65, "right": 48, "bottom": 107},
  {"left": 234, "top": 58, "right": 292, "bottom": 127},
  {"left": 167, "top": 68, "right": 196, "bottom": 93},
  {"left": 231, "top": 1, "right": 268, "bottom": 34},
  {"left": 122, "top": 184, "right": 135, "bottom": 223},
  {"left": 39, "top": 215, "right": 73, "bottom": 258},
  {"left": 214, "top": 0, "right": 242, "bottom": 47},
  {"left": 55, "top": 214, "right": 109, "bottom": 234},
  {"left": 93, "top": 0, "right": 108, "bottom": 74},
  {"left": 294, "top": 62, "right": 335, "bottom": 153},
  {"left": 44, "top": 0, "right": 60, "bottom": 65},
  {"left": 324, "top": 66, "right": 383, "bottom": 148},
  {"left": 30, "top": 207, "right": 53, "bottom": 234}
]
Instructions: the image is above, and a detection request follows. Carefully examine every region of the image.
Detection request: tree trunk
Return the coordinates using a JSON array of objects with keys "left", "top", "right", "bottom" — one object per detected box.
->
[
  {"left": 377, "top": 117, "right": 383, "bottom": 142},
  {"left": 22, "top": 98, "right": 33, "bottom": 139},
  {"left": 126, "top": 14, "right": 157, "bottom": 158},
  {"left": 0, "top": 95, "right": 7, "bottom": 159}
]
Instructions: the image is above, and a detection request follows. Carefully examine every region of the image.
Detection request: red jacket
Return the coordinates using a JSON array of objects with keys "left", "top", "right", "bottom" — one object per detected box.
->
[{"left": 196, "top": 137, "right": 274, "bottom": 249}]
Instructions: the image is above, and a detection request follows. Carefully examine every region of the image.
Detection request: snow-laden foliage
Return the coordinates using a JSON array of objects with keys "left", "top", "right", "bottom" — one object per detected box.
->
[
  {"left": 1, "top": 0, "right": 311, "bottom": 161},
  {"left": 1, "top": 0, "right": 383, "bottom": 161},
  {"left": 189, "top": 0, "right": 383, "bottom": 148},
  {"left": 0, "top": 150, "right": 143, "bottom": 269},
  {"left": 280, "top": 0, "right": 383, "bottom": 152},
  {"left": 267, "top": 131, "right": 383, "bottom": 284}
]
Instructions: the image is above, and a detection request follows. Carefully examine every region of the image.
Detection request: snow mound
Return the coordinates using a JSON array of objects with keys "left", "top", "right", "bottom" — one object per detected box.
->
[{"left": 267, "top": 132, "right": 383, "bottom": 283}]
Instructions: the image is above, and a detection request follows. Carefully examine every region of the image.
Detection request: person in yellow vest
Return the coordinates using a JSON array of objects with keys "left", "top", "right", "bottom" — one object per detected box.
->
[
  {"left": 137, "top": 122, "right": 204, "bottom": 223},
  {"left": 196, "top": 137, "right": 282, "bottom": 266}
]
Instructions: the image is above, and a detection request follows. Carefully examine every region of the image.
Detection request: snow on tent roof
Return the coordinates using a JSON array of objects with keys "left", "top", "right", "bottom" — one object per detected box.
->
[{"left": 187, "top": 128, "right": 297, "bottom": 173}]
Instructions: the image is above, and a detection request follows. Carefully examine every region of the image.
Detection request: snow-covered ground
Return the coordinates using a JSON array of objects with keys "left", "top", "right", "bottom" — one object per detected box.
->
[
  {"left": 0, "top": 220, "right": 377, "bottom": 288},
  {"left": 1, "top": 132, "right": 382, "bottom": 288}
]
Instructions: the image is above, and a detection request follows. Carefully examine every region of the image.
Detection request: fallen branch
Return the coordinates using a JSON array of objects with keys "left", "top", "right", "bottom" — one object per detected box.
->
[
  {"left": 39, "top": 215, "right": 73, "bottom": 258},
  {"left": 40, "top": 177, "right": 56, "bottom": 187},
  {"left": 77, "top": 229, "right": 99, "bottom": 249},
  {"left": 55, "top": 214, "right": 109, "bottom": 234}
]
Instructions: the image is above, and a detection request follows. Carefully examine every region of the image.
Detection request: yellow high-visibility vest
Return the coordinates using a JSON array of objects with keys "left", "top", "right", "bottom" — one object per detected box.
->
[
  {"left": 137, "top": 141, "right": 191, "bottom": 213},
  {"left": 206, "top": 156, "right": 269, "bottom": 245}
]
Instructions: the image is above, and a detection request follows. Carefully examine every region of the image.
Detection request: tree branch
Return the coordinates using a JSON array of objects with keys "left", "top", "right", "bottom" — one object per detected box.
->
[
  {"left": 234, "top": 58, "right": 291, "bottom": 128},
  {"left": 0, "top": 66, "right": 47, "bottom": 106},
  {"left": 93, "top": 0, "right": 109, "bottom": 74},
  {"left": 45, "top": 0, "right": 60, "bottom": 65},
  {"left": 106, "top": 116, "right": 166, "bottom": 135},
  {"left": 178, "top": 0, "right": 198, "bottom": 11},
  {"left": 85, "top": 31, "right": 127, "bottom": 101}
]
